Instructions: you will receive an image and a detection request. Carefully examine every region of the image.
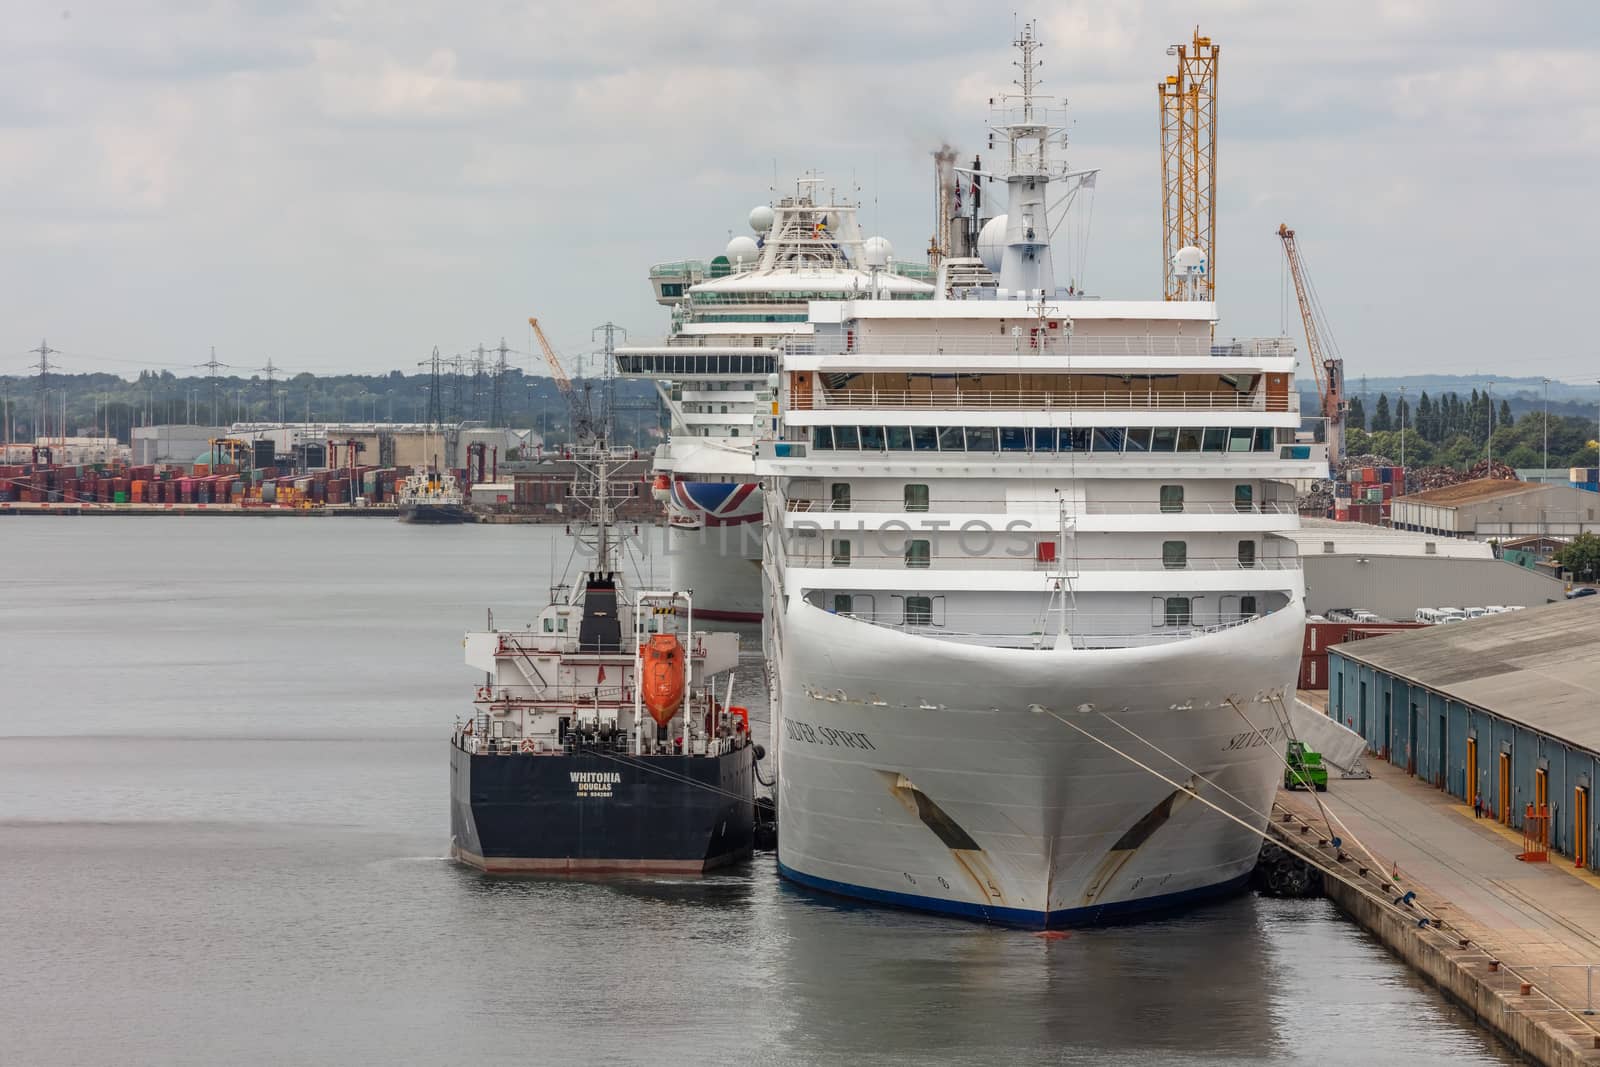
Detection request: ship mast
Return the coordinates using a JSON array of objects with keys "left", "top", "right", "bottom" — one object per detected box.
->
[{"left": 989, "top": 20, "right": 1069, "bottom": 296}]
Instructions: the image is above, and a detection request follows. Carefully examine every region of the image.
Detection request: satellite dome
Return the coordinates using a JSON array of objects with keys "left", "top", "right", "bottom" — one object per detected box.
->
[
  {"left": 977, "top": 215, "right": 1008, "bottom": 274},
  {"left": 1173, "top": 245, "right": 1207, "bottom": 275},
  {"left": 725, "top": 235, "right": 759, "bottom": 264},
  {"left": 748, "top": 205, "right": 775, "bottom": 234},
  {"left": 861, "top": 236, "right": 893, "bottom": 268}
]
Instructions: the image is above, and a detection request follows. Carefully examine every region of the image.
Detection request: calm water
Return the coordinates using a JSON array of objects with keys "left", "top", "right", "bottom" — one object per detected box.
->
[{"left": 0, "top": 519, "right": 1514, "bottom": 1065}]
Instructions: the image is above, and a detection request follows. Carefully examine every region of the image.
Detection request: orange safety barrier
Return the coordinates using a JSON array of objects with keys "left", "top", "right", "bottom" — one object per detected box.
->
[{"left": 1518, "top": 803, "right": 1550, "bottom": 863}]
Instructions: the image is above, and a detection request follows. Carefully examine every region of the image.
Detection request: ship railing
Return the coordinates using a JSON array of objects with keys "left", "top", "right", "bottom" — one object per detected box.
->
[
  {"left": 781, "top": 497, "right": 1300, "bottom": 516},
  {"left": 783, "top": 335, "right": 1295, "bottom": 359},
  {"left": 786, "top": 551, "right": 1300, "bottom": 572},
  {"left": 811, "top": 388, "right": 1296, "bottom": 413},
  {"left": 828, "top": 609, "right": 1265, "bottom": 650}
]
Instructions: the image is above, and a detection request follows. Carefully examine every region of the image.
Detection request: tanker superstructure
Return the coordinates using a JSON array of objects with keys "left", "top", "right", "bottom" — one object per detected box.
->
[
  {"left": 449, "top": 443, "right": 758, "bottom": 873},
  {"left": 616, "top": 183, "right": 934, "bottom": 620},
  {"left": 755, "top": 26, "right": 1328, "bottom": 926}
]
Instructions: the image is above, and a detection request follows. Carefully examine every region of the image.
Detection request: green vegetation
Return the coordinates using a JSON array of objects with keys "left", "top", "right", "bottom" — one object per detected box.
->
[
  {"left": 1554, "top": 533, "right": 1600, "bottom": 583},
  {"left": 1340, "top": 387, "right": 1598, "bottom": 470},
  {"left": 0, "top": 368, "right": 666, "bottom": 450}
]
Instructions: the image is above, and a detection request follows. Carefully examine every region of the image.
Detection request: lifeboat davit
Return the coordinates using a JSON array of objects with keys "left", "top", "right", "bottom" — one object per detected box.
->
[{"left": 640, "top": 633, "right": 685, "bottom": 727}]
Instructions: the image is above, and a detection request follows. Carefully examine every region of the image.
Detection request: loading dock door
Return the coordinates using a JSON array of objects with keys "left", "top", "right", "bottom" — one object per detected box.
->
[
  {"left": 1499, "top": 752, "right": 1512, "bottom": 824},
  {"left": 1435, "top": 713, "right": 1446, "bottom": 790},
  {"left": 1407, "top": 702, "right": 1418, "bottom": 776},
  {"left": 1578, "top": 788, "right": 1590, "bottom": 870},
  {"left": 1466, "top": 737, "right": 1478, "bottom": 809}
]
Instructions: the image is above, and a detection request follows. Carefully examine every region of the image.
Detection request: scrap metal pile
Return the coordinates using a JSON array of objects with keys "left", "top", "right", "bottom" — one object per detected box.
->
[{"left": 1296, "top": 455, "right": 1518, "bottom": 515}]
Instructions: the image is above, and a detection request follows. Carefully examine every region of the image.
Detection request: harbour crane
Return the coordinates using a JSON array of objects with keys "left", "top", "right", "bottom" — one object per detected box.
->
[
  {"left": 1158, "top": 28, "right": 1218, "bottom": 302},
  {"left": 1277, "top": 223, "right": 1346, "bottom": 468},
  {"left": 528, "top": 316, "right": 594, "bottom": 443}
]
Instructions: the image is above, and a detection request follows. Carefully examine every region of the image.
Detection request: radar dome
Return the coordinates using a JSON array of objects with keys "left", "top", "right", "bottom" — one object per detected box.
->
[
  {"left": 748, "top": 205, "right": 775, "bottom": 234},
  {"left": 725, "top": 235, "right": 759, "bottom": 264},
  {"left": 977, "top": 215, "right": 1008, "bottom": 274},
  {"left": 1173, "top": 245, "right": 1207, "bottom": 275},
  {"left": 861, "top": 236, "right": 894, "bottom": 268}
]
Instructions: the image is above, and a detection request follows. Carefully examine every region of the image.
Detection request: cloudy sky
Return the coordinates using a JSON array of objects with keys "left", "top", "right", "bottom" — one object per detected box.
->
[{"left": 3, "top": 1, "right": 1596, "bottom": 385}]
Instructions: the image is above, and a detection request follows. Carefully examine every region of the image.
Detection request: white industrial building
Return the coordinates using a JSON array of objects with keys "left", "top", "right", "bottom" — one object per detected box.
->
[{"left": 1282, "top": 518, "right": 1568, "bottom": 620}]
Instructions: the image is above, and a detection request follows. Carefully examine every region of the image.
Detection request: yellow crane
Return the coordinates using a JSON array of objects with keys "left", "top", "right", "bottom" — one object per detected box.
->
[
  {"left": 527, "top": 317, "right": 573, "bottom": 396},
  {"left": 1158, "top": 28, "right": 1218, "bottom": 301},
  {"left": 1277, "top": 224, "right": 1345, "bottom": 468},
  {"left": 528, "top": 316, "right": 597, "bottom": 443}
]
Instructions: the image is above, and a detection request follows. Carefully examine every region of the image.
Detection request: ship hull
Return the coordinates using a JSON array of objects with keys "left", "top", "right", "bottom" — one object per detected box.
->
[
  {"left": 450, "top": 743, "right": 755, "bottom": 873},
  {"left": 398, "top": 502, "right": 470, "bottom": 524},
  {"left": 665, "top": 496, "right": 763, "bottom": 621},
  {"left": 771, "top": 601, "right": 1304, "bottom": 927}
]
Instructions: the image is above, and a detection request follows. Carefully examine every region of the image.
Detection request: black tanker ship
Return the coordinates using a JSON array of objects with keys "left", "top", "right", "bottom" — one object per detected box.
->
[{"left": 449, "top": 445, "right": 759, "bottom": 874}]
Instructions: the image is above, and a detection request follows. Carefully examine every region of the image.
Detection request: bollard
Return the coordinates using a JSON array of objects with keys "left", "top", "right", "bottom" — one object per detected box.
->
[
  {"left": 1488, "top": 960, "right": 1500, "bottom": 972},
  {"left": 1519, "top": 982, "right": 1532, "bottom": 996}
]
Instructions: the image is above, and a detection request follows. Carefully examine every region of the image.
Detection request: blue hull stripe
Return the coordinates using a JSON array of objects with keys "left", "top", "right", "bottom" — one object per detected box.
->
[{"left": 777, "top": 861, "right": 1252, "bottom": 929}]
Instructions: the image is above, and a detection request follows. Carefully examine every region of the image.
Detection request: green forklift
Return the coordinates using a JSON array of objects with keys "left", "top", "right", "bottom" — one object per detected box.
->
[{"left": 1284, "top": 740, "right": 1329, "bottom": 792}]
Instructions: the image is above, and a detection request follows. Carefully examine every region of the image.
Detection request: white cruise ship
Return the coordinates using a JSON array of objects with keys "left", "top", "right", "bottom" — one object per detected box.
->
[
  {"left": 754, "top": 28, "right": 1327, "bottom": 926},
  {"left": 616, "top": 183, "right": 933, "bottom": 620}
]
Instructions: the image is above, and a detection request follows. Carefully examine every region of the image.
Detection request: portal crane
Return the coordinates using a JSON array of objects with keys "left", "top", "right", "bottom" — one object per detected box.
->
[{"left": 1277, "top": 223, "right": 1345, "bottom": 468}]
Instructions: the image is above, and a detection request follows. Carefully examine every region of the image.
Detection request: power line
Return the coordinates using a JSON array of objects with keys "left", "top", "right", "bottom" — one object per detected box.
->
[
  {"left": 194, "top": 346, "right": 230, "bottom": 426},
  {"left": 28, "top": 339, "right": 60, "bottom": 444},
  {"left": 490, "top": 338, "right": 510, "bottom": 427}
]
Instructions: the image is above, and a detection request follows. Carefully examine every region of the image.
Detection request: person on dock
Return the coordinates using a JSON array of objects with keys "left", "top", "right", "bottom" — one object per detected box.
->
[{"left": 1473, "top": 793, "right": 1483, "bottom": 819}]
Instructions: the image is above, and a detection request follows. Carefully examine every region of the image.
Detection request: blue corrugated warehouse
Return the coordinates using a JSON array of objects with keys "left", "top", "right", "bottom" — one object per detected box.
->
[{"left": 1327, "top": 599, "right": 1600, "bottom": 869}]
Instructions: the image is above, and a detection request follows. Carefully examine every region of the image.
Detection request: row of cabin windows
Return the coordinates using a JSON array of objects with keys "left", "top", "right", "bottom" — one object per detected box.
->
[
  {"left": 830, "top": 539, "right": 929, "bottom": 567},
  {"left": 1162, "top": 596, "right": 1258, "bottom": 625},
  {"left": 829, "top": 483, "right": 1253, "bottom": 513},
  {"left": 810, "top": 425, "right": 1279, "bottom": 454},
  {"left": 832, "top": 537, "right": 1255, "bottom": 569},
  {"left": 1163, "top": 541, "right": 1256, "bottom": 568},
  {"left": 1161, "top": 484, "right": 1255, "bottom": 512},
  {"left": 614, "top": 353, "right": 777, "bottom": 376},
  {"left": 828, "top": 594, "right": 1256, "bottom": 627}
]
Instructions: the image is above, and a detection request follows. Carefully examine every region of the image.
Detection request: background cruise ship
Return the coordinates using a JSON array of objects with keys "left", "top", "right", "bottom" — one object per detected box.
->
[
  {"left": 616, "top": 182, "right": 932, "bottom": 620},
  {"left": 754, "top": 26, "right": 1328, "bottom": 926}
]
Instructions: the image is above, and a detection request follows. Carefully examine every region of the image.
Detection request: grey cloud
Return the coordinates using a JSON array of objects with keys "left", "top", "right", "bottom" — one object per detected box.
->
[{"left": 0, "top": 0, "right": 1596, "bottom": 379}]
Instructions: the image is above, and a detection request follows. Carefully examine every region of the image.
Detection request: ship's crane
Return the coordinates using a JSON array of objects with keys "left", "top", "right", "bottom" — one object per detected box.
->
[
  {"left": 529, "top": 316, "right": 595, "bottom": 443},
  {"left": 1277, "top": 223, "right": 1345, "bottom": 468},
  {"left": 1158, "top": 28, "right": 1218, "bottom": 302}
]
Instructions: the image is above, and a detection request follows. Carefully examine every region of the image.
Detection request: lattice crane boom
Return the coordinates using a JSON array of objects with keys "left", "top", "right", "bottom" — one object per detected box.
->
[
  {"left": 1158, "top": 28, "right": 1218, "bottom": 302},
  {"left": 528, "top": 316, "right": 573, "bottom": 396},
  {"left": 1277, "top": 223, "right": 1345, "bottom": 467}
]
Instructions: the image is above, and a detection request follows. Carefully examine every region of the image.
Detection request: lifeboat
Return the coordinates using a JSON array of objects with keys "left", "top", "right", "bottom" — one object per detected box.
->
[
  {"left": 650, "top": 473, "right": 671, "bottom": 503},
  {"left": 640, "top": 633, "right": 685, "bottom": 726}
]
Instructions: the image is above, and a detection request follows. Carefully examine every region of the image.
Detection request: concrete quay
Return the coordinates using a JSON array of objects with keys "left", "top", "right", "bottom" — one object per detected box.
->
[{"left": 1276, "top": 761, "right": 1600, "bottom": 1065}]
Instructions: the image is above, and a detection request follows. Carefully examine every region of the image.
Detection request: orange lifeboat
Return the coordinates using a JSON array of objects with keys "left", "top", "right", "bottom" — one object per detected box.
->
[{"left": 640, "top": 633, "right": 685, "bottom": 727}]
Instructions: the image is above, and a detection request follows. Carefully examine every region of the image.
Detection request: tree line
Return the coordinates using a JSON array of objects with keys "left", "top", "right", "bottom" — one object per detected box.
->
[
  {"left": 1340, "top": 388, "right": 1598, "bottom": 470},
  {"left": 0, "top": 368, "right": 666, "bottom": 450}
]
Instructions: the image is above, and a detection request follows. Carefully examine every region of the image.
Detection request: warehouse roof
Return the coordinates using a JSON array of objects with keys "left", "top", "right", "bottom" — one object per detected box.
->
[
  {"left": 1332, "top": 598, "right": 1600, "bottom": 753},
  {"left": 1394, "top": 478, "right": 1542, "bottom": 507}
]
